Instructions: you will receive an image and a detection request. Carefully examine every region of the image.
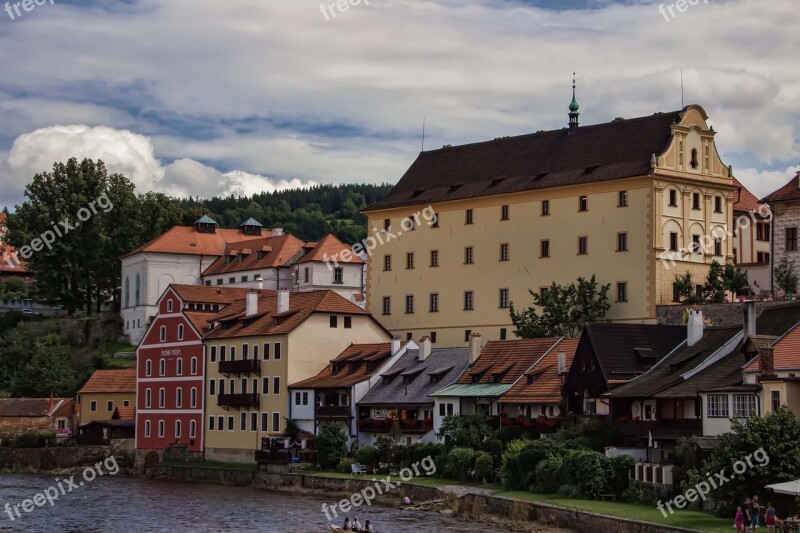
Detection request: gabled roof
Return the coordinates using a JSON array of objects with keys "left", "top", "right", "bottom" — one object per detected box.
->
[
  {"left": 170, "top": 284, "right": 275, "bottom": 305},
  {"left": 204, "top": 290, "right": 373, "bottom": 339},
  {"left": 583, "top": 323, "right": 686, "bottom": 382},
  {"left": 289, "top": 342, "right": 394, "bottom": 389},
  {"left": 605, "top": 327, "right": 741, "bottom": 399},
  {"left": 502, "top": 338, "right": 579, "bottom": 404},
  {"left": 732, "top": 177, "right": 767, "bottom": 213},
  {"left": 202, "top": 233, "right": 306, "bottom": 275},
  {"left": 456, "top": 338, "right": 563, "bottom": 385},
  {"left": 78, "top": 369, "right": 137, "bottom": 394},
  {"left": 762, "top": 172, "right": 800, "bottom": 203},
  {"left": 122, "top": 225, "right": 271, "bottom": 258},
  {"left": 359, "top": 348, "right": 469, "bottom": 406},
  {"left": 297, "top": 234, "right": 363, "bottom": 264},
  {"left": 113, "top": 407, "right": 135, "bottom": 421},
  {"left": 0, "top": 398, "right": 72, "bottom": 417},
  {"left": 755, "top": 303, "right": 800, "bottom": 336},
  {"left": 771, "top": 322, "right": 800, "bottom": 370},
  {"left": 365, "top": 110, "right": 685, "bottom": 212}
]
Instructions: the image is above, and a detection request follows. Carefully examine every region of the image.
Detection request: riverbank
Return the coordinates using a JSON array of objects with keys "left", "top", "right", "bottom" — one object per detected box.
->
[{"left": 148, "top": 463, "right": 713, "bottom": 533}]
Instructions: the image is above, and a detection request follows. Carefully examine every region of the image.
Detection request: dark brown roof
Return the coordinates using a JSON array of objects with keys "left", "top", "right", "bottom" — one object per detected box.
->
[
  {"left": 364, "top": 110, "right": 684, "bottom": 212},
  {"left": 0, "top": 398, "right": 71, "bottom": 417},
  {"left": 762, "top": 172, "right": 800, "bottom": 203},
  {"left": 202, "top": 233, "right": 307, "bottom": 275},
  {"left": 756, "top": 302, "right": 800, "bottom": 337},
  {"left": 584, "top": 323, "right": 687, "bottom": 382},
  {"left": 171, "top": 285, "right": 275, "bottom": 305},
  {"left": 289, "top": 342, "right": 393, "bottom": 389}
]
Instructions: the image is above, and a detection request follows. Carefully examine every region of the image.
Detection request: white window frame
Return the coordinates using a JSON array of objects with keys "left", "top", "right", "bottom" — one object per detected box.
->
[
  {"left": 732, "top": 394, "right": 756, "bottom": 418},
  {"left": 707, "top": 394, "right": 729, "bottom": 418}
]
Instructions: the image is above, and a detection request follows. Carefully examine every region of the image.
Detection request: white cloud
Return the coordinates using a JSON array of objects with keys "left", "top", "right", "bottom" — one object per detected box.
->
[
  {"left": 0, "top": 125, "right": 317, "bottom": 207},
  {"left": 736, "top": 165, "right": 800, "bottom": 201}
]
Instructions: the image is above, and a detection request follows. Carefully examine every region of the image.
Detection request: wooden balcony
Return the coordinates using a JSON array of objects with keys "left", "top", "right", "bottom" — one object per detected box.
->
[
  {"left": 357, "top": 418, "right": 433, "bottom": 434},
  {"left": 218, "top": 393, "right": 260, "bottom": 409},
  {"left": 316, "top": 405, "right": 351, "bottom": 418},
  {"left": 219, "top": 359, "right": 261, "bottom": 375}
]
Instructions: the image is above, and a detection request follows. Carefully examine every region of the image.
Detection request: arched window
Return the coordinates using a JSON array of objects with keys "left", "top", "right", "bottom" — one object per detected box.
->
[
  {"left": 145, "top": 388, "right": 151, "bottom": 408},
  {"left": 190, "top": 387, "right": 197, "bottom": 408},
  {"left": 159, "top": 326, "right": 166, "bottom": 342},
  {"left": 145, "top": 360, "right": 152, "bottom": 377},
  {"left": 167, "top": 299, "right": 173, "bottom": 312},
  {"left": 159, "top": 388, "right": 165, "bottom": 408},
  {"left": 189, "top": 420, "right": 196, "bottom": 439},
  {"left": 158, "top": 420, "right": 164, "bottom": 438},
  {"left": 176, "top": 387, "right": 182, "bottom": 408},
  {"left": 176, "top": 358, "right": 183, "bottom": 376},
  {"left": 175, "top": 420, "right": 181, "bottom": 438},
  {"left": 190, "top": 357, "right": 197, "bottom": 375},
  {"left": 177, "top": 324, "right": 184, "bottom": 341},
  {"left": 124, "top": 277, "right": 130, "bottom": 308},
  {"left": 159, "top": 359, "right": 166, "bottom": 376},
  {"left": 135, "top": 274, "right": 141, "bottom": 306},
  {"left": 690, "top": 148, "right": 699, "bottom": 169},
  {"left": 144, "top": 420, "right": 151, "bottom": 438}
]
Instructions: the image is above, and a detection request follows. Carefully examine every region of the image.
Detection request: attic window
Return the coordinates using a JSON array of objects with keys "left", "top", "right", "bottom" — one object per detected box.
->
[
  {"left": 225, "top": 256, "right": 232, "bottom": 264},
  {"left": 490, "top": 178, "right": 505, "bottom": 187},
  {"left": 257, "top": 251, "right": 265, "bottom": 260},
  {"left": 527, "top": 374, "right": 536, "bottom": 384},
  {"left": 238, "top": 254, "right": 244, "bottom": 263},
  {"left": 411, "top": 189, "right": 426, "bottom": 198},
  {"left": 448, "top": 184, "right": 462, "bottom": 193},
  {"left": 534, "top": 172, "right": 548, "bottom": 180},
  {"left": 583, "top": 165, "right": 600, "bottom": 175}
]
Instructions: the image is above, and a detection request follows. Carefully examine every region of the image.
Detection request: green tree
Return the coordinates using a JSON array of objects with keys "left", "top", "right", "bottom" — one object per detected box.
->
[
  {"left": 722, "top": 263, "right": 749, "bottom": 298},
  {"left": 1, "top": 278, "right": 28, "bottom": 300},
  {"left": 510, "top": 275, "right": 611, "bottom": 338},
  {"left": 673, "top": 271, "right": 695, "bottom": 303},
  {"left": 775, "top": 256, "right": 799, "bottom": 295},
  {"left": 436, "top": 413, "right": 491, "bottom": 449},
  {"left": 703, "top": 260, "right": 727, "bottom": 303},
  {"left": 316, "top": 423, "right": 348, "bottom": 469}
]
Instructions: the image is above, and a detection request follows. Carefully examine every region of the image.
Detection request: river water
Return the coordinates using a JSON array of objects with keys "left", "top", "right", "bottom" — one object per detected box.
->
[{"left": 0, "top": 475, "right": 495, "bottom": 533}]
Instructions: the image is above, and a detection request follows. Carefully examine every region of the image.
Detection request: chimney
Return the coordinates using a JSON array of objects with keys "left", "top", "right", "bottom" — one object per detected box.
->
[
  {"left": 761, "top": 347, "right": 775, "bottom": 378},
  {"left": 277, "top": 290, "right": 290, "bottom": 314},
  {"left": 469, "top": 332, "right": 482, "bottom": 364},
  {"left": 687, "top": 307, "right": 704, "bottom": 347},
  {"left": 255, "top": 275, "right": 264, "bottom": 290},
  {"left": 557, "top": 350, "right": 566, "bottom": 374},
  {"left": 272, "top": 227, "right": 283, "bottom": 237},
  {"left": 419, "top": 336, "right": 432, "bottom": 361},
  {"left": 246, "top": 290, "right": 258, "bottom": 317},
  {"left": 391, "top": 336, "right": 400, "bottom": 355},
  {"left": 743, "top": 301, "right": 757, "bottom": 339}
]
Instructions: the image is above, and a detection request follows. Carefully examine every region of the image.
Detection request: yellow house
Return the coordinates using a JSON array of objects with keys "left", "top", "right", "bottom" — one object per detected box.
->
[
  {"left": 203, "top": 289, "right": 391, "bottom": 462},
  {"left": 77, "top": 369, "right": 137, "bottom": 425},
  {"left": 363, "top": 102, "right": 742, "bottom": 346}
]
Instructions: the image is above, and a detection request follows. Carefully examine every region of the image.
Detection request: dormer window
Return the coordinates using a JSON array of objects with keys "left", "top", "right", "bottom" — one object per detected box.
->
[
  {"left": 238, "top": 254, "right": 244, "bottom": 263},
  {"left": 257, "top": 251, "right": 266, "bottom": 260},
  {"left": 226, "top": 256, "right": 233, "bottom": 264}
]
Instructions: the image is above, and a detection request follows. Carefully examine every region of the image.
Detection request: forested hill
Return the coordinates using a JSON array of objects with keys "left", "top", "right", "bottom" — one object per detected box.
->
[{"left": 177, "top": 183, "right": 394, "bottom": 243}]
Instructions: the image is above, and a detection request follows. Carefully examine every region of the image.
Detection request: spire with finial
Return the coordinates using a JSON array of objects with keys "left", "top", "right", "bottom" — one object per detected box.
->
[{"left": 568, "top": 72, "right": 580, "bottom": 130}]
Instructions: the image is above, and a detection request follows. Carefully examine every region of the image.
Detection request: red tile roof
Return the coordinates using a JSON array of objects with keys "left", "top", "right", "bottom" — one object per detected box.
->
[
  {"left": 170, "top": 285, "right": 275, "bottom": 305},
  {"left": 79, "top": 369, "right": 137, "bottom": 394},
  {"left": 0, "top": 213, "right": 6, "bottom": 226},
  {"left": 0, "top": 244, "right": 30, "bottom": 274},
  {"left": 289, "top": 342, "right": 393, "bottom": 388},
  {"left": 297, "top": 234, "right": 363, "bottom": 264},
  {"left": 113, "top": 406, "right": 135, "bottom": 421},
  {"left": 501, "top": 338, "right": 578, "bottom": 404},
  {"left": 457, "top": 338, "right": 563, "bottom": 385},
  {"left": 732, "top": 177, "right": 766, "bottom": 213},
  {"left": 121, "top": 226, "right": 272, "bottom": 258},
  {"left": 773, "top": 323, "right": 800, "bottom": 370},
  {"left": 762, "top": 172, "right": 800, "bottom": 203},
  {"left": 204, "top": 290, "right": 372, "bottom": 339},
  {"left": 202, "top": 233, "right": 307, "bottom": 275},
  {"left": 0, "top": 398, "right": 72, "bottom": 417}
]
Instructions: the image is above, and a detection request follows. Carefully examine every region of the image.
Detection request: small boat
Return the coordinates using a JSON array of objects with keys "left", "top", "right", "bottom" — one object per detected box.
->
[{"left": 329, "top": 526, "right": 375, "bottom": 532}]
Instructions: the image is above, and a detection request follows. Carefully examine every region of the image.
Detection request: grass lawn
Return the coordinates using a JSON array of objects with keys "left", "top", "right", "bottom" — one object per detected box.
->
[{"left": 501, "top": 491, "right": 733, "bottom": 533}]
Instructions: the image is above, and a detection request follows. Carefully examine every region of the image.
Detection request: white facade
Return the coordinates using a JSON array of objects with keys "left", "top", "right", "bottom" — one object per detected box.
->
[
  {"left": 294, "top": 261, "right": 364, "bottom": 305},
  {"left": 699, "top": 390, "right": 759, "bottom": 437},
  {"left": 201, "top": 266, "right": 294, "bottom": 290}
]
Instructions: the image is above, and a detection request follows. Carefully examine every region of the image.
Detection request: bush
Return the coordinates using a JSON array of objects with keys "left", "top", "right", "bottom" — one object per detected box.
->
[
  {"left": 445, "top": 447, "right": 475, "bottom": 482},
  {"left": 354, "top": 445, "right": 377, "bottom": 466},
  {"left": 533, "top": 455, "right": 563, "bottom": 493},
  {"left": 316, "top": 424, "right": 348, "bottom": 469},
  {"left": 337, "top": 457, "right": 356, "bottom": 473},
  {"left": 473, "top": 452, "right": 494, "bottom": 483},
  {"left": 559, "top": 449, "right": 610, "bottom": 499},
  {"left": 501, "top": 438, "right": 563, "bottom": 490},
  {"left": 606, "top": 455, "right": 634, "bottom": 495}
]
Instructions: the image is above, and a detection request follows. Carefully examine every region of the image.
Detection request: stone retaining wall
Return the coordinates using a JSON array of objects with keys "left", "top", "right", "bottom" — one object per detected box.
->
[
  {"left": 0, "top": 445, "right": 116, "bottom": 471},
  {"left": 656, "top": 301, "right": 796, "bottom": 327}
]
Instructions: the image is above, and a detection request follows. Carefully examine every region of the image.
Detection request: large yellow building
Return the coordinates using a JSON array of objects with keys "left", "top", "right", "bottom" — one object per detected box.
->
[
  {"left": 203, "top": 289, "right": 390, "bottom": 462},
  {"left": 364, "top": 103, "right": 742, "bottom": 346}
]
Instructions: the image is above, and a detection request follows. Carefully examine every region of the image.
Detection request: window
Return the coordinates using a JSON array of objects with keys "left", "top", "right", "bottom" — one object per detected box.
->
[
  {"left": 145, "top": 389, "right": 151, "bottom": 408},
  {"left": 261, "top": 412, "right": 269, "bottom": 432},
  {"left": 500, "top": 328, "right": 507, "bottom": 340},
  {"left": 430, "top": 332, "right": 437, "bottom": 343},
  {"left": 669, "top": 189, "right": 678, "bottom": 207},
  {"left": 430, "top": 250, "right": 439, "bottom": 267},
  {"left": 344, "top": 316, "right": 351, "bottom": 328},
  {"left": 431, "top": 213, "right": 439, "bottom": 228},
  {"left": 382, "top": 297, "right": 391, "bottom": 316},
  {"left": 177, "top": 324, "right": 184, "bottom": 341},
  {"left": 499, "top": 243, "right": 509, "bottom": 261},
  {"left": 251, "top": 412, "right": 258, "bottom": 432},
  {"left": 124, "top": 277, "right": 130, "bottom": 308},
  {"left": 304, "top": 267, "right": 309, "bottom": 283},
  {"left": 123, "top": 400, "right": 130, "bottom": 407},
  {"left": 273, "top": 376, "right": 280, "bottom": 395},
  {"left": 406, "top": 252, "right": 414, "bottom": 269},
  {"left": 90, "top": 401, "right": 97, "bottom": 412},
  {"left": 272, "top": 412, "right": 280, "bottom": 432},
  {"left": 429, "top": 293, "right": 439, "bottom": 313},
  {"left": 262, "top": 377, "right": 269, "bottom": 395},
  {"left": 618, "top": 191, "right": 628, "bottom": 207},
  {"left": 578, "top": 236, "right": 588, "bottom": 255},
  {"left": 714, "top": 196, "right": 722, "bottom": 213},
  {"left": 383, "top": 219, "right": 390, "bottom": 232},
  {"left": 540, "top": 287, "right": 549, "bottom": 299},
  {"left": 579, "top": 196, "right": 588, "bottom": 212},
  {"left": 167, "top": 299, "right": 174, "bottom": 312},
  {"left": 772, "top": 390, "right": 781, "bottom": 412},
  {"left": 464, "top": 291, "right": 474, "bottom": 311},
  {"left": 756, "top": 222, "right": 771, "bottom": 242},
  {"left": 145, "top": 360, "right": 152, "bottom": 377},
  {"left": 216, "top": 415, "right": 223, "bottom": 430},
  {"left": 501, "top": 205, "right": 509, "bottom": 220},
  {"left": 617, "top": 232, "right": 628, "bottom": 252},
  {"left": 190, "top": 388, "right": 197, "bottom": 408},
  {"left": 499, "top": 288, "right": 510, "bottom": 309},
  {"left": 210, "top": 346, "right": 217, "bottom": 363},
  {"left": 135, "top": 274, "right": 141, "bottom": 306},
  {"left": 617, "top": 282, "right": 628, "bottom": 303},
  {"left": 228, "top": 277, "right": 235, "bottom": 284},
  {"left": 541, "top": 200, "right": 550, "bottom": 216},
  {"left": 464, "top": 246, "right": 474, "bottom": 264},
  {"left": 692, "top": 192, "right": 701, "bottom": 210},
  {"left": 330, "top": 315, "right": 338, "bottom": 328},
  {"left": 690, "top": 148, "right": 698, "bottom": 169},
  {"left": 190, "top": 420, "right": 196, "bottom": 439},
  {"left": 216, "top": 279, "right": 222, "bottom": 285},
  {"left": 262, "top": 343, "right": 270, "bottom": 360},
  {"left": 714, "top": 238, "right": 722, "bottom": 256},
  {"left": 176, "top": 388, "right": 183, "bottom": 408},
  {"left": 333, "top": 267, "right": 343, "bottom": 284},
  {"left": 175, "top": 420, "right": 182, "bottom": 438},
  {"left": 209, "top": 416, "right": 215, "bottom": 431},
  {"left": 405, "top": 295, "right": 415, "bottom": 314},
  {"left": 227, "top": 416, "right": 234, "bottom": 431},
  {"left": 242, "top": 344, "right": 249, "bottom": 360},
  {"left": 240, "top": 412, "right": 247, "bottom": 431},
  {"left": 406, "top": 332, "right": 412, "bottom": 341},
  {"left": 464, "top": 330, "right": 472, "bottom": 342},
  {"left": 707, "top": 394, "right": 729, "bottom": 418},
  {"left": 465, "top": 209, "right": 473, "bottom": 224},
  {"left": 669, "top": 232, "right": 679, "bottom": 252},
  {"left": 253, "top": 344, "right": 259, "bottom": 359},
  {"left": 204, "top": 280, "right": 211, "bottom": 286},
  {"left": 230, "top": 346, "right": 236, "bottom": 361},
  {"left": 209, "top": 379, "right": 216, "bottom": 396},
  {"left": 159, "top": 359, "right": 166, "bottom": 376},
  {"left": 758, "top": 252, "right": 771, "bottom": 264},
  {"left": 252, "top": 378, "right": 258, "bottom": 394},
  {"left": 159, "top": 388, "right": 165, "bottom": 408},
  {"left": 274, "top": 343, "right": 281, "bottom": 359},
  {"left": 540, "top": 240, "right": 550, "bottom": 258},
  {"left": 787, "top": 228, "right": 798, "bottom": 252},
  {"left": 732, "top": 395, "right": 756, "bottom": 418},
  {"left": 383, "top": 255, "right": 392, "bottom": 271},
  {"left": 220, "top": 346, "right": 226, "bottom": 362},
  {"left": 691, "top": 235, "right": 702, "bottom": 254},
  {"left": 176, "top": 358, "right": 183, "bottom": 376},
  {"left": 405, "top": 217, "right": 416, "bottom": 230},
  {"left": 672, "top": 283, "right": 681, "bottom": 303},
  {"left": 159, "top": 326, "right": 166, "bottom": 342},
  {"left": 158, "top": 420, "right": 165, "bottom": 438}
]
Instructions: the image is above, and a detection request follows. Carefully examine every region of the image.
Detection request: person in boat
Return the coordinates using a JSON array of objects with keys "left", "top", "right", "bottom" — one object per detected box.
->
[
  {"left": 352, "top": 517, "right": 363, "bottom": 531},
  {"left": 342, "top": 517, "right": 353, "bottom": 531},
  {"left": 363, "top": 520, "right": 375, "bottom": 532}
]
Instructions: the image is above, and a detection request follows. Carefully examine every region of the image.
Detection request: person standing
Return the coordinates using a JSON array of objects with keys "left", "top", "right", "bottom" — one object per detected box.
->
[
  {"left": 765, "top": 501, "right": 777, "bottom": 533},
  {"left": 736, "top": 506, "right": 745, "bottom": 533},
  {"left": 743, "top": 497, "right": 752, "bottom": 532},
  {"left": 751, "top": 495, "right": 761, "bottom": 530}
]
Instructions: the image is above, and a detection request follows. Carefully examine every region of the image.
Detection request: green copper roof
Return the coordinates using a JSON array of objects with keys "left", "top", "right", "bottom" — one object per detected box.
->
[
  {"left": 239, "top": 217, "right": 263, "bottom": 227},
  {"left": 194, "top": 215, "right": 218, "bottom": 225},
  {"left": 569, "top": 73, "right": 580, "bottom": 114},
  {"left": 431, "top": 383, "right": 512, "bottom": 398}
]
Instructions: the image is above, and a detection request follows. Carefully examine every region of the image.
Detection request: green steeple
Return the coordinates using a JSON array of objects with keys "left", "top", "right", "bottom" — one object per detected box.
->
[{"left": 568, "top": 73, "right": 580, "bottom": 130}]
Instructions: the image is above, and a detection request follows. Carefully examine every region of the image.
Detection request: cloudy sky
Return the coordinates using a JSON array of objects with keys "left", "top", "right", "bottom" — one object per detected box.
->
[{"left": 0, "top": 0, "right": 797, "bottom": 209}]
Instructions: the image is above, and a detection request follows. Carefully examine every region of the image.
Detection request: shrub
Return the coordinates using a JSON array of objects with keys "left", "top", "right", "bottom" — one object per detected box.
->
[
  {"left": 337, "top": 457, "right": 356, "bottom": 473},
  {"left": 354, "top": 445, "right": 377, "bottom": 466},
  {"left": 445, "top": 447, "right": 475, "bottom": 482},
  {"left": 501, "top": 438, "right": 563, "bottom": 490},
  {"left": 533, "top": 455, "right": 563, "bottom": 493},
  {"left": 606, "top": 455, "right": 634, "bottom": 494},
  {"left": 316, "top": 424, "right": 348, "bottom": 469},
  {"left": 559, "top": 449, "right": 609, "bottom": 499},
  {"left": 473, "top": 452, "right": 494, "bottom": 483}
]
